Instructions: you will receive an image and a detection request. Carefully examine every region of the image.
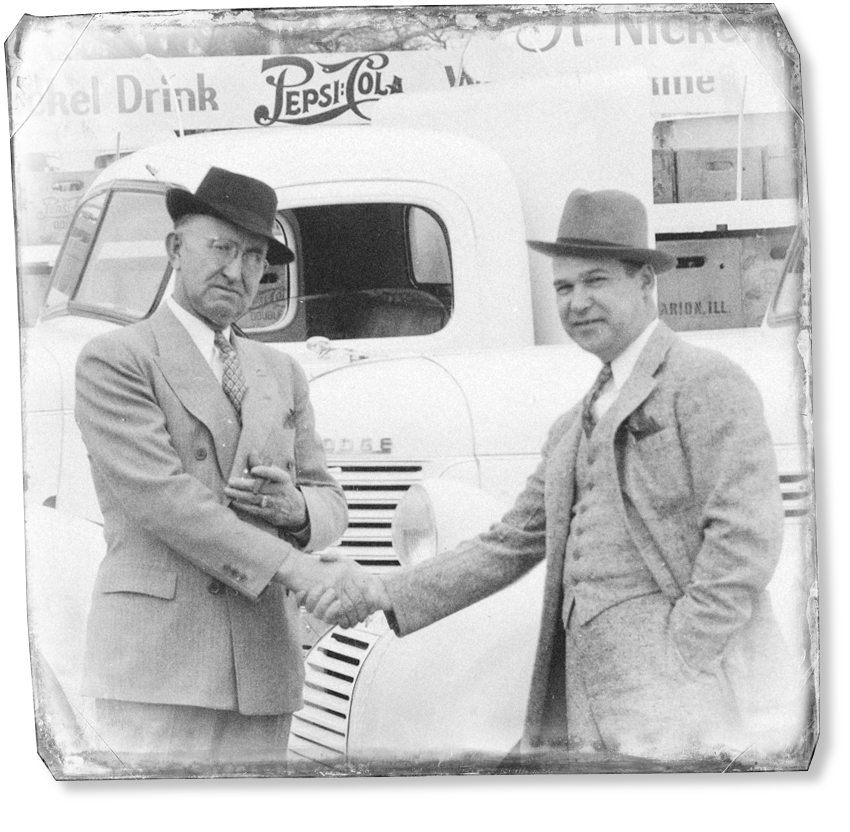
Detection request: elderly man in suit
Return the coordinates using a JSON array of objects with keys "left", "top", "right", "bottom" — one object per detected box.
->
[
  {"left": 311, "top": 189, "right": 791, "bottom": 760},
  {"left": 75, "top": 167, "right": 370, "bottom": 769}
]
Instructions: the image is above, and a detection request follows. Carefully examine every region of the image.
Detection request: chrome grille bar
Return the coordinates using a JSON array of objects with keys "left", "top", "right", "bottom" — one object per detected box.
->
[
  {"left": 780, "top": 472, "right": 813, "bottom": 520},
  {"left": 323, "top": 461, "right": 424, "bottom": 570}
]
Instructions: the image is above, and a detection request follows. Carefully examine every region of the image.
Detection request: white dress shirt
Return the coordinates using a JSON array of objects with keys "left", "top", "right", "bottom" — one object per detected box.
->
[
  {"left": 594, "top": 317, "right": 659, "bottom": 420},
  {"left": 167, "top": 296, "right": 232, "bottom": 383}
]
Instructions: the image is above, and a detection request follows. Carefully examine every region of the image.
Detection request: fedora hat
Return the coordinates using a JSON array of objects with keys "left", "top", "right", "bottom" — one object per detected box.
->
[
  {"left": 527, "top": 189, "right": 676, "bottom": 273},
  {"left": 166, "top": 167, "right": 294, "bottom": 265}
]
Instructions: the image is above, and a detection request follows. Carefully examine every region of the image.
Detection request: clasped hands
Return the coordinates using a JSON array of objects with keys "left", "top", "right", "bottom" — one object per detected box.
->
[
  {"left": 276, "top": 552, "right": 391, "bottom": 629},
  {"left": 230, "top": 453, "right": 391, "bottom": 628}
]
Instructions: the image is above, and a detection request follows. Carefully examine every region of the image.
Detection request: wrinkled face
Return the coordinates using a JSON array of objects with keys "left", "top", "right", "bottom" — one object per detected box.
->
[
  {"left": 167, "top": 214, "right": 268, "bottom": 330},
  {"left": 552, "top": 255, "right": 655, "bottom": 363}
]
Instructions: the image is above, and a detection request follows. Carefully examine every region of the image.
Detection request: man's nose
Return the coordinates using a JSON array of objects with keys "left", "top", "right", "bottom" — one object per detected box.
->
[
  {"left": 222, "top": 253, "right": 245, "bottom": 281},
  {"left": 570, "top": 283, "right": 592, "bottom": 311}
]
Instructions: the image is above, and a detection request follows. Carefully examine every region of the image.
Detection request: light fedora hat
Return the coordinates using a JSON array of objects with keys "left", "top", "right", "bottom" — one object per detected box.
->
[
  {"left": 167, "top": 166, "right": 295, "bottom": 265},
  {"left": 527, "top": 188, "right": 676, "bottom": 273}
]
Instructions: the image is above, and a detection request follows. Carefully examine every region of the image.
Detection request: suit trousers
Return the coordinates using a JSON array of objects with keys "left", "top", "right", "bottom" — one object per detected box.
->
[
  {"left": 564, "top": 592, "right": 738, "bottom": 757},
  {"left": 94, "top": 698, "right": 292, "bottom": 771}
]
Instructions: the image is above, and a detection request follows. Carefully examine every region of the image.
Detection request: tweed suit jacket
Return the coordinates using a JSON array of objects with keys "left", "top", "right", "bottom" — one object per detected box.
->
[
  {"left": 75, "top": 304, "right": 347, "bottom": 715},
  {"left": 385, "top": 321, "right": 787, "bottom": 747}
]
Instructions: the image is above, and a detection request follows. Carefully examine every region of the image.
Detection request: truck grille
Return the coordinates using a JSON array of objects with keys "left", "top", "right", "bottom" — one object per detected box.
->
[
  {"left": 288, "top": 625, "right": 382, "bottom": 769},
  {"left": 325, "top": 462, "right": 424, "bottom": 570},
  {"left": 780, "top": 472, "right": 813, "bottom": 520}
]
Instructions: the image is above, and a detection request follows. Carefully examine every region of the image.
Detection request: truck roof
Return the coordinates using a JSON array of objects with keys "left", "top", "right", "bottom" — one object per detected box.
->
[{"left": 90, "top": 123, "right": 516, "bottom": 196}]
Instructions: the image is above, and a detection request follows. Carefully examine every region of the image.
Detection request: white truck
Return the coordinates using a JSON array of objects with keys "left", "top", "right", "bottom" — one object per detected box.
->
[{"left": 22, "top": 51, "right": 814, "bottom": 772}]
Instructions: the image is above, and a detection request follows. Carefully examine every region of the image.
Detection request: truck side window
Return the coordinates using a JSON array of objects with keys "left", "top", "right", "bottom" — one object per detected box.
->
[
  {"left": 244, "top": 202, "right": 453, "bottom": 343},
  {"left": 235, "top": 212, "right": 298, "bottom": 336}
]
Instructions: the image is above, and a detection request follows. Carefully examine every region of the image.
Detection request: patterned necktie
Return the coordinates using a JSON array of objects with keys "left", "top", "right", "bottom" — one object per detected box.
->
[
  {"left": 214, "top": 330, "right": 247, "bottom": 416},
  {"left": 582, "top": 363, "right": 613, "bottom": 437}
]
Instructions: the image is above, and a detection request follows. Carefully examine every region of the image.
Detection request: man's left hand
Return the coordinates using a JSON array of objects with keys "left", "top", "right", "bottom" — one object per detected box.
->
[{"left": 225, "top": 459, "right": 307, "bottom": 530}]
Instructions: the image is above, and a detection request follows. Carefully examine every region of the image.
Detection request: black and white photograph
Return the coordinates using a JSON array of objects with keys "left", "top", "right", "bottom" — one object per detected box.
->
[{"left": 3, "top": 1, "right": 833, "bottom": 803}]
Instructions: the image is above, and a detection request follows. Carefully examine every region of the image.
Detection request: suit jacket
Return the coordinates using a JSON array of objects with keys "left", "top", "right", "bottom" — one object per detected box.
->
[
  {"left": 385, "top": 322, "right": 788, "bottom": 747},
  {"left": 75, "top": 304, "right": 347, "bottom": 715}
]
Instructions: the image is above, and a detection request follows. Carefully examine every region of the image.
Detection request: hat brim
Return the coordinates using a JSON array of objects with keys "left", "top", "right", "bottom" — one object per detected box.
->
[
  {"left": 527, "top": 238, "right": 676, "bottom": 274},
  {"left": 167, "top": 187, "right": 295, "bottom": 266}
]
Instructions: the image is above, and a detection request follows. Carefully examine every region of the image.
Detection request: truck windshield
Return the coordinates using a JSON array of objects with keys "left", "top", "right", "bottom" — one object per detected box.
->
[{"left": 46, "top": 188, "right": 173, "bottom": 321}]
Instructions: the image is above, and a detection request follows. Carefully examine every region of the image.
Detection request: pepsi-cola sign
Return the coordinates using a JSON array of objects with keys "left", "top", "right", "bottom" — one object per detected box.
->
[{"left": 254, "top": 53, "right": 403, "bottom": 126}]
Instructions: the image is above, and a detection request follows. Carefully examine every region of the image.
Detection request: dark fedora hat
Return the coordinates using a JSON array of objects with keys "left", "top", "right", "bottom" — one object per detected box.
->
[
  {"left": 527, "top": 189, "right": 676, "bottom": 273},
  {"left": 166, "top": 166, "right": 294, "bottom": 265}
]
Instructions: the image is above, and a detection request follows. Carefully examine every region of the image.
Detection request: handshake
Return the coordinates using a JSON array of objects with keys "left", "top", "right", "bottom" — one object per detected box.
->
[{"left": 275, "top": 551, "right": 392, "bottom": 629}]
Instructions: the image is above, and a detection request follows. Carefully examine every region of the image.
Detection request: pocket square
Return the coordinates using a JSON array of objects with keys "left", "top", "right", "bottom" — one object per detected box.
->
[{"left": 625, "top": 410, "right": 663, "bottom": 441}]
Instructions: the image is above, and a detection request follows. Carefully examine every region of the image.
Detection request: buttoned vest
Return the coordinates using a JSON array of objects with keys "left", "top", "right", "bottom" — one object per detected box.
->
[{"left": 562, "top": 408, "right": 659, "bottom": 627}]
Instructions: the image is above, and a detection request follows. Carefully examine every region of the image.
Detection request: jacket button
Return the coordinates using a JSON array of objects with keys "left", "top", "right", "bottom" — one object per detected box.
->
[
  {"left": 195, "top": 448, "right": 208, "bottom": 461},
  {"left": 207, "top": 579, "right": 223, "bottom": 595}
]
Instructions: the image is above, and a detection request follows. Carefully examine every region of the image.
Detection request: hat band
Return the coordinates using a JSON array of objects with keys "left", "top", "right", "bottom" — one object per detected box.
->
[{"left": 556, "top": 237, "right": 647, "bottom": 251}]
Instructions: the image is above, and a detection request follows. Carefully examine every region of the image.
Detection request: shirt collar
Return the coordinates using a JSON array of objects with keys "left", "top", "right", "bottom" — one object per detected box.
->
[
  {"left": 609, "top": 317, "right": 659, "bottom": 391},
  {"left": 166, "top": 295, "right": 231, "bottom": 362}
]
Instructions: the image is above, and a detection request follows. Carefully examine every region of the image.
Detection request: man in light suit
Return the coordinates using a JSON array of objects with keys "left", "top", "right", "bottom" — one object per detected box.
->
[
  {"left": 314, "top": 189, "right": 793, "bottom": 760},
  {"left": 75, "top": 167, "right": 368, "bottom": 769}
]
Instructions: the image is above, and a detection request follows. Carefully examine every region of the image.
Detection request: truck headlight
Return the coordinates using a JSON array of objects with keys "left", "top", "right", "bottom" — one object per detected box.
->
[
  {"left": 391, "top": 480, "right": 506, "bottom": 567},
  {"left": 391, "top": 483, "right": 437, "bottom": 566}
]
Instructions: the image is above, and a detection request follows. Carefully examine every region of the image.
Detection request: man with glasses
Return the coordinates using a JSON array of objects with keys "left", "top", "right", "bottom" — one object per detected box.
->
[
  {"left": 75, "top": 167, "right": 368, "bottom": 771},
  {"left": 316, "top": 189, "right": 792, "bottom": 762}
]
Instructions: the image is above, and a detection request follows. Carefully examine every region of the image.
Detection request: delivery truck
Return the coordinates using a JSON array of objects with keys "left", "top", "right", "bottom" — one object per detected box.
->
[{"left": 22, "top": 24, "right": 814, "bottom": 773}]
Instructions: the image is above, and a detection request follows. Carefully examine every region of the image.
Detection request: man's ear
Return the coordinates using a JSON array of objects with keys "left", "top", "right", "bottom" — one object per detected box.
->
[
  {"left": 640, "top": 264, "right": 656, "bottom": 295},
  {"left": 165, "top": 231, "right": 181, "bottom": 270}
]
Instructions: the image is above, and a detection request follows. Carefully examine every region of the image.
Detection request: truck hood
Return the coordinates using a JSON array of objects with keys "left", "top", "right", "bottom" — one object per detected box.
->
[
  {"left": 307, "top": 322, "right": 808, "bottom": 465},
  {"left": 308, "top": 355, "right": 476, "bottom": 461},
  {"left": 26, "top": 314, "right": 808, "bottom": 477}
]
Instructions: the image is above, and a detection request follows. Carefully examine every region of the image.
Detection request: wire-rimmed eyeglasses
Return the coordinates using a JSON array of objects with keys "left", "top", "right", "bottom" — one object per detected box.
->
[{"left": 180, "top": 230, "right": 269, "bottom": 273}]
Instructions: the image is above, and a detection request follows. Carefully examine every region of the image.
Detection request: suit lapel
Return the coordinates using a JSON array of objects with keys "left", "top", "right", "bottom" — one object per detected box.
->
[
  {"left": 546, "top": 414, "right": 582, "bottom": 575},
  {"left": 603, "top": 321, "right": 675, "bottom": 434},
  {"left": 228, "top": 338, "right": 278, "bottom": 482},
  {"left": 150, "top": 306, "right": 240, "bottom": 480}
]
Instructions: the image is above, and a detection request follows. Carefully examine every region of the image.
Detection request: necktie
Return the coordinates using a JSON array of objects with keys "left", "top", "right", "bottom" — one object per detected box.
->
[
  {"left": 214, "top": 330, "right": 247, "bottom": 416},
  {"left": 582, "top": 363, "right": 613, "bottom": 437}
]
